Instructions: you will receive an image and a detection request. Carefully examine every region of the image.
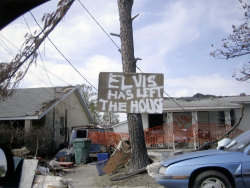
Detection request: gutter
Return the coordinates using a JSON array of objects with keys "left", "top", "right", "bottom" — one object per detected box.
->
[{"left": 163, "top": 106, "right": 241, "bottom": 112}]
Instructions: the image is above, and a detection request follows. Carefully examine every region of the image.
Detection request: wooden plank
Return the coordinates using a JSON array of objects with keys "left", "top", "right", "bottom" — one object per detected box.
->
[
  {"left": 19, "top": 159, "right": 38, "bottom": 188},
  {"left": 103, "top": 141, "right": 130, "bottom": 175}
]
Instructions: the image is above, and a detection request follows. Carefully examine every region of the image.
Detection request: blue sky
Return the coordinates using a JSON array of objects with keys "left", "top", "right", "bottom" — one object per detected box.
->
[{"left": 0, "top": 0, "right": 249, "bottom": 100}]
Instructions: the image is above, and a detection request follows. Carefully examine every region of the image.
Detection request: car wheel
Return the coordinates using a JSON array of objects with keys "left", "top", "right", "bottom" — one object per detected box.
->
[{"left": 193, "top": 170, "right": 232, "bottom": 188}]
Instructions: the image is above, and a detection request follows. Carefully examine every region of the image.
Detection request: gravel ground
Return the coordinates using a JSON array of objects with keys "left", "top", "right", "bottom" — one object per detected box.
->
[
  {"left": 63, "top": 163, "right": 164, "bottom": 188},
  {"left": 63, "top": 149, "right": 188, "bottom": 187}
]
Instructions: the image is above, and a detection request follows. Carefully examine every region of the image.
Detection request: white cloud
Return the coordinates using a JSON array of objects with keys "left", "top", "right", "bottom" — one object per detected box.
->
[
  {"left": 165, "top": 74, "right": 250, "bottom": 97},
  {"left": 2, "top": 0, "right": 250, "bottom": 101},
  {"left": 19, "top": 54, "right": 121, "bottom": 89}
]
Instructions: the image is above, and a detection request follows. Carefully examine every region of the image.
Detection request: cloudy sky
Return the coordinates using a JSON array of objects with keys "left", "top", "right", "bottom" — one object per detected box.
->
[{"left": 0, "top": 0, "right": 249, "bottom": 100}]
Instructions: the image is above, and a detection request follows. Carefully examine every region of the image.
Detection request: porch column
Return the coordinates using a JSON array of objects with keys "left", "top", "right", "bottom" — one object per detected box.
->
[
  {"left": 24, "top": 120, "right": 32, "bottom": 133},
  {"left": 166, "top": 112, "right": 174, "bottom": 150},
  {"left": 192, "top": 111, "right": 198, "bottom": 149},
  {"left": 224, "top": 110, "right": 231, "bottom": 131},
  {"left": 163, "top": 114, "right": 167, "bottom": 147}
]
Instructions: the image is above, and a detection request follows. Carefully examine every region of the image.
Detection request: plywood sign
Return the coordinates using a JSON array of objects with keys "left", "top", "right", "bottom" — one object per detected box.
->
[{"left": 98, "top": 72, "right": 164, "bottom": 113}]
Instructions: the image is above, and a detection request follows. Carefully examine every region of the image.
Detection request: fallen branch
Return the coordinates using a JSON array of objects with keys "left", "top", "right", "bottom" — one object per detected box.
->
[
  {"left": 110, "top": 167, "right": 146, "bottom": 181},
  {"left": 195, "top": 106, "right": 244, "bottom": 151}
]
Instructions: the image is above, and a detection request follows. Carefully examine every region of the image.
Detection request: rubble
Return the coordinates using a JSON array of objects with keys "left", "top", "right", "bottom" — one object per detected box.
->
[
  {"left": 32, "top": 175, "right": 73, "bottom": 188},
  {"left": 11, "top": 147, "right": 30, "bottom": 157}
]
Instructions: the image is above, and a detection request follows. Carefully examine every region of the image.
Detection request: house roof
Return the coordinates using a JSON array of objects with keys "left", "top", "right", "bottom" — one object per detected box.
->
[
  {"left": 0, "top": 86, "right": 93, "bottom": 121},
  {"left": 163, "top": 94, "right": 250, "bottom": 112},
  {"left": 112, "top": 120, "right": 128, "bottom": 128}
]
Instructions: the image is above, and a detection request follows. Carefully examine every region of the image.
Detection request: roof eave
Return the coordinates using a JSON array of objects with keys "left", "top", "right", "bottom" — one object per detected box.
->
[
  {"left": 163, "top": 106, "right": 241, "bottom": 112},
  {"left": 0, "top": 116, "right": 39, "bottom": 120},
  {"left": 75, "top": 87, "right": 94, "bottom": 123},
  {"left": 37, "top": 86, "right": 78, "bottom": 119}
]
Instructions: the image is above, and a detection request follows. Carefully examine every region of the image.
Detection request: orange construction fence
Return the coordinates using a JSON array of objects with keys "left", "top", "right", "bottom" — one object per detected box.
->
[{"left": 87, "top": 124, "right": 242, "bottom": 148}]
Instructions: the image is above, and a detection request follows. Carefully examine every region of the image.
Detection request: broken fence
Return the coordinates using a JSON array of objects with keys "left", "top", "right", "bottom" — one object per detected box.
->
[{"left": 88, "top": 124, "right": 242, "bottom": 148}]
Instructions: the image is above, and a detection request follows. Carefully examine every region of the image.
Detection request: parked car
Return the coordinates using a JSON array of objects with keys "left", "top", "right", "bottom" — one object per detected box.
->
[{"left": 155, "top": 130, "right": 250, "bottom": 188}]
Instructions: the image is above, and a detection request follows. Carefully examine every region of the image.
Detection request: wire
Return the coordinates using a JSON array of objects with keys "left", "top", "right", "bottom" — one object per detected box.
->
[
  {"left": 29, "top": 11, "right": 98, "bottom": 91},
  {"left": 0, "top": 32, "right": 71, "bottom": 86},
  {"left": 164, "top": 92, "right": 186, "bottom": 112},
  {"left": 0, "top": 33, "right": 19, "bottom": 51},
  {"left": 23, "top": 15, "right": 54, "bottom": 87},
  {"left": 25, "top": 69, "right": 90, "bottom": 115},
  {"left": 75, "top": 2, "right": 186, "bottom": 112},
  {"left": 77, "top": 0, "right": 121, "bottom": 51},
  {"left": 0, "top": 40, "right": 14, "bottom": 57},
  {"left": 2, "top": 5, "right": 186, "bottom": 113},
  {"left": 35, "top": 62, "right": 72, "bottom": 85},
  {"left": 135, "top": 62, "right": 186, "bottom": 111}
]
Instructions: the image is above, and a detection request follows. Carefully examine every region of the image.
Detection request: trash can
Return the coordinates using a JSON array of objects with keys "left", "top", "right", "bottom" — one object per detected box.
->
[
  {"left": 95, "top": 159, "right": 108, "bottom": 176},
  {"left": 72, "top": 139, "right": 84, "bottom": 164},
  {"left": 97, "top": 153, "right": 108, "bottom": 162},
  {"left": 82, "top": 139, "right": 91, "bottom": 164}
]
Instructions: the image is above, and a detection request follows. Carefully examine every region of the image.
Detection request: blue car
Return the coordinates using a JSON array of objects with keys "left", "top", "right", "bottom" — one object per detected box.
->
[{"left": 155, "top": 130, "right": 250, "bottom": 188}]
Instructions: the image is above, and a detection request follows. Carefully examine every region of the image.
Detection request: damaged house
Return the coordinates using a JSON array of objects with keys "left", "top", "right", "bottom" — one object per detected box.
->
[
  {"left": 113, "top": 93, "right": 250, "bottom": 148},
  {"left": 0, "top": 86, "right": 94, "bottom": 156}
]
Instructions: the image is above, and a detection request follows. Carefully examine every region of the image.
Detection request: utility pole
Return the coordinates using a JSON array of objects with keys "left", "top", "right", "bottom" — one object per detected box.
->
[{"left": 117, "top": 0, "right": 150, "bottom": 170}]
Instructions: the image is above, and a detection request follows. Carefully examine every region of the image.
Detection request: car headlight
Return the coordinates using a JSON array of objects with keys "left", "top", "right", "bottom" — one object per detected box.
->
[{"left": 158, "top": 166, "right": 168, "bottom": 175}]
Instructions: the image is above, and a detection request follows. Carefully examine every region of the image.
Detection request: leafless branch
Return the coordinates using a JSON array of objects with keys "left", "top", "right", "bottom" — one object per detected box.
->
[
  {"left": 0, "top": 0, "right": 75, "bottom": 98},
  {"left": 211, "top": 0, "right": 250, "bottom": 81}
]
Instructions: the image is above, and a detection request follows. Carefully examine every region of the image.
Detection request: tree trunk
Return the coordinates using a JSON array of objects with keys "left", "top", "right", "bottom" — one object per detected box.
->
[{"left": 117, "top": 0, "right": 150, "bottom": 170}]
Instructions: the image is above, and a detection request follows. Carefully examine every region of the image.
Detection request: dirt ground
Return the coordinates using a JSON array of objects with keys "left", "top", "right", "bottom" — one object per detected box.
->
[{"left": 63, "top": 163, "right": 164, "bottom": 188}]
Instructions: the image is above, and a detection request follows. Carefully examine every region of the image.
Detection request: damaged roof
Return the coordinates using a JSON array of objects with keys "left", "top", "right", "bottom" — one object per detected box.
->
[
  {"left": 0, "top": 86, "right": 93, "bottom": 121},
  {"left": 163, "top": 94, "right": 250, "bottom": 112}
]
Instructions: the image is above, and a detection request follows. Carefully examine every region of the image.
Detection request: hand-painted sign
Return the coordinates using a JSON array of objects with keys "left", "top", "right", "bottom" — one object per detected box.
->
[{"left": 98, "top": 72, "right": 164, "bottom": 113}]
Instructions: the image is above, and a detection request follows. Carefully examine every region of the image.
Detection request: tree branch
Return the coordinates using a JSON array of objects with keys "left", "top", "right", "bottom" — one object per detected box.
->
[
  {"left": 195, "top": 106, "right": 244, "bottom": 151},
  {"left": 0, "top": 0, "right": 75, "bottom": 98}
]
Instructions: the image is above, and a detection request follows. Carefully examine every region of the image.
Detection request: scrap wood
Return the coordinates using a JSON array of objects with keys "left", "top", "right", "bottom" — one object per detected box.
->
[
  {"left": 103, "top": 141, "right": 131, "bottom": 175},
  {"left": 19, "top": 159, "right": 38, "bottom": 188},
  {"left": 110, "top": 167, "right": 146, "bottom": 181}
]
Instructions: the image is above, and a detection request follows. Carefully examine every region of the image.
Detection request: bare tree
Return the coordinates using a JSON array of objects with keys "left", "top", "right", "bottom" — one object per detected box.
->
[
  {"left": 211, "top": 0, "right": 250, "bottom": 81},
  {"left": 0, "top": 0, "right": 75, "bottom": 98},
  {"left": 102, "top": 112, "right": 120, "bottom": 126},
  {"left": 118, "top": 0, "right": 150, "bottom": 170}
]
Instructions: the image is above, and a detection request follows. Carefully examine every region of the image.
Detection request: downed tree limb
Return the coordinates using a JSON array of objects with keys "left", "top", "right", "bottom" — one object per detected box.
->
[
  {"left": 195, "top": 106, "right": 244, "bottom": 151},
  {"left": 110, "top": 167, "right": 146, "bottom": 181}
]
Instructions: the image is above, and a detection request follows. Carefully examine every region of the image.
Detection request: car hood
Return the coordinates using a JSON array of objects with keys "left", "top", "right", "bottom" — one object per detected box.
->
[{"left": 161, "top": 149, "right": 241, "bottom": 167}]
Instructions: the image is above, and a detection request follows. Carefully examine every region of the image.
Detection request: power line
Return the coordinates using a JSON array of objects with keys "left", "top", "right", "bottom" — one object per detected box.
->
[
  {"left": 23, "top": 15, "right": 54, "bottom": 87},
  {"left": 0, "top": 33, "right": 19, "bottom": 51},
  {"left": 75, "top": 1, "right": 186, "bottom": 112},
  {"left": 77, "top": 0, "right": 121, "bottom": 51},
  {"left": 25, "top": 71, "right": 89, "bottom": 114},
  {"left": 0, "top": 38, "right": 70, "bottom": 93},
  {"left": 29, "top": 11, "right": 98, "bottom": 91},
  {"left": 164, "top": 92, "right": 186, "bottom": 112},
  {"left": 0, "top": 32, "right": 69, "bottom": 87},
  {"left": 36, "top": 62, "right": 72, "bottom": 85},
  {"left": 0, "top": 39, "right": 14, "bottom": 57},
  {"left": 134, "top": 61, "right": 186, "bottom": 111}
]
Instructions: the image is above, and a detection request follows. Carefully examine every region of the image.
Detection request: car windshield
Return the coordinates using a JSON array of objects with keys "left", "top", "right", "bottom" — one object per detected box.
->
[{"left": 226, "top": 130, "right": 250, "bottom": 151}]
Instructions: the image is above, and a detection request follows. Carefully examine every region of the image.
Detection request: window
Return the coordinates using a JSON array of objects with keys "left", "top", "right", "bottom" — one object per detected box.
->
[
  {"left": 76, "top": 130, "right": 87, "bottom": 138},
  {"left": 60, "top": 117, "right": 65, "bottom": 136}
]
